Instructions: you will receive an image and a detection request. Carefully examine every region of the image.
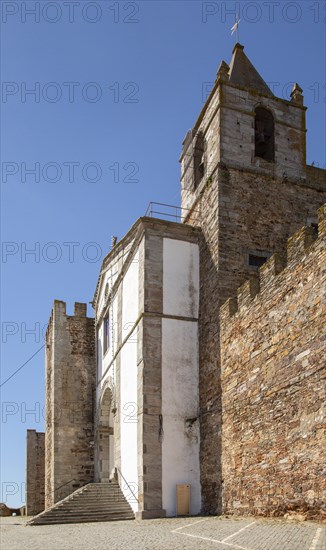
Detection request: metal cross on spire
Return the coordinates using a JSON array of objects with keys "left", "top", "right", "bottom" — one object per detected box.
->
[{"left": 231, "top": 14, "right": 241, "bottom": 42}]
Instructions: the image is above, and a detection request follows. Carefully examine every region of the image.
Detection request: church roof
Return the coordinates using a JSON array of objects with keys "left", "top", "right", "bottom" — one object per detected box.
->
[{"left": 228, "top": 43, "right": 274, "bottom": 97}]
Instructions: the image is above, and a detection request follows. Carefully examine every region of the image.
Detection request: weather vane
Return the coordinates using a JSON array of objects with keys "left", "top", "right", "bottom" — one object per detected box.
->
[{"left": 231, "top": 14, "right": 241, "bottom": 42}]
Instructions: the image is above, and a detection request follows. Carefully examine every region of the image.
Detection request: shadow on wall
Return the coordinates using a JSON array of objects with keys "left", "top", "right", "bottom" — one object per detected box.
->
[{"left": 198, "top": 231, "right": 223, "bottom": 515}]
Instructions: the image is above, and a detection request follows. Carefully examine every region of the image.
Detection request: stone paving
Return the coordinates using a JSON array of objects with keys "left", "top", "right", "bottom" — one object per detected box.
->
[{"left": 1, "top": 515, "right": 325, "bottom": 550}]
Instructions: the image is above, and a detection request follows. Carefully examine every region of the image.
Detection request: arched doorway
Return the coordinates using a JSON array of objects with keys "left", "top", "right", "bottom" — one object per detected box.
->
[{"left": 96, "top": 386, "right": 115, "bottom": 483}]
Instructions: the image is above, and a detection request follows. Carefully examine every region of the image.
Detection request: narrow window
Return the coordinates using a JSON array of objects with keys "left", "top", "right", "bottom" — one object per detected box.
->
[
  {"left": 255, "top": 107, "right": 275, "bottom": 161},
  {"left": 307, "top": 217, "right": 319, "bottom": 238},
  {"left": 248, "top": 251, "right": 271, "bottom": 269},
  {"left": 310, "top": 223, "right": 319, "bottom": 238},
  {"left": 103, "top": 315, "right": 110, "bottom": 354},
  {"left": 249, "top": 254, "right": 268, "bottom": 268},
  {"left": 193, "top": 132, "right": 205, "bottom": 189}
]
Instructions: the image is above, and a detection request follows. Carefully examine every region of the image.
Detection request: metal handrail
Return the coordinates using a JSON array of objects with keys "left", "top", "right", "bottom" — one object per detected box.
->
[
  {"left": 43, "top": 478, "right": 77, "bottom": 500},
  {"left": 145, "top": 201, "right": 199, "bottom": 222},
  {"left": 116, "top": 467, "right": 139, "bottom": 503}
]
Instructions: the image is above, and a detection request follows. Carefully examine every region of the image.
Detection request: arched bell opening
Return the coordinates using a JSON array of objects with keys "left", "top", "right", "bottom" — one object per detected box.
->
[
  {"left": 193, "top": 132, "right": 206, "bottom": 189},
  {"left": 254, "top": 107, "right": 275, "bottom": 161}
]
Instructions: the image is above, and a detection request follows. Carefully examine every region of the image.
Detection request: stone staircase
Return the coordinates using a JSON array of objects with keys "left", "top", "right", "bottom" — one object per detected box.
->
[{"left": 27, "top": 482, "right": 135, "bottom": 525}]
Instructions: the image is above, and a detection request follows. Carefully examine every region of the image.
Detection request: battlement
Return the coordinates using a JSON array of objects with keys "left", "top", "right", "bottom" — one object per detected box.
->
[
  {"left": 306, "top": 164, "right": 326, "bottom": 191},
  {"left": 52, "top": 300, "right": 88, "bottom": 318},
  {"left": 220, "top": 203, "right": 326, "bottom": 323},
  {"left": 44, "top": 300, "right": 96, "bottom": 509},
  {"left": 46, "top": 300, "right": 93, "bottom": 346}
]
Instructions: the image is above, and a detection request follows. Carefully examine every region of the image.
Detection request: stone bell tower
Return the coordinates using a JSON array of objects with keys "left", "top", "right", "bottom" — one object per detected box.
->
[{"left": 179, "top": 43, "right": 326, "bottom": 514}]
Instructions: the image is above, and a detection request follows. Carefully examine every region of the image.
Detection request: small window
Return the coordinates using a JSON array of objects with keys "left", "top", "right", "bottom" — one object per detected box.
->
[
  {"left": 310, "top": 223, "right": 319, "bottom": 238},
  {"left": 249, "top": 254, "right": 268, "bottom": 268},
  {"left": 248, "top": 251, "right": 271, "bottom": 269},
  {"left": 255, "top": 107, "right": 275, "bottom": 161},
  {"left": 193, "top": 132, "right": 205, "bottom": 189},
  {"left": 307, "top": 217, "right": 319, "bottom": 238},
  {"left": 103, "top": 316, "right": 110, "bottom": 354}
]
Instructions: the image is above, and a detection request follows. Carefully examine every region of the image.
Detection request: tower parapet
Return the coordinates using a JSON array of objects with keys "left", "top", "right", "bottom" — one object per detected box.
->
[
  {"left": 45, "top": 300, "right": 95, "bottom": 509},
  {"left": 220, "top": 204, "right": 325, "bottom": 323},
  {"left": 219, "top": 204, "right": 326, "bottom": 520}
]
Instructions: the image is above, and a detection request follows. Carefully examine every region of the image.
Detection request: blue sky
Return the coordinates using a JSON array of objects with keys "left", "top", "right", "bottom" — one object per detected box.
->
[{"left": 1, "top": 1, "right": 325, "bottom": 507}]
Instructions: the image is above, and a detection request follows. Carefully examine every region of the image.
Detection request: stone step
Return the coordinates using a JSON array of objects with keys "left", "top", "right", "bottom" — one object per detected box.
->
[
  {"left": 49, "top": 506, "right": 132, "bottom": 514},
  {"left": 60, "top": 494, "right": 128, "bottom": 500},
  {"left": 49, "top": 505, "right": 132, "bottom": 512},
  {"left": 57, "top": 499, "right": 131, "bottom": 505},
  {"left": 57, "top": 503, "right": 130, "bottom": 509},
  {"left": 57, "top": 498, "right": 129, "bottom": 505},
  {"left": 29, "top": 516, "right": 135, "bottom": 525},
  {"left": 36, "top": 512, "right": 134, "bottom": 520},
  {"left": 28, "top": 482, "right": 135, "bottom": 525},
  {"left": 32, "top": 512, "right": 135, "bottom": 519}
]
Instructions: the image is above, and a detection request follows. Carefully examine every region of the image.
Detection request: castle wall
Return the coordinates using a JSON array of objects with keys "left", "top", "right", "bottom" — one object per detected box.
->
[
  {"left": 26, "top": 430, "right": 45, "bottom": 516},
  {"left": 217, "top": 165, "right": 326, "bottom": 303},
  {"left": 45, "top": 301, "right": 95, "bottom": 508},
  {"left": 185, "top": 167, "right": 325, "bottom": 514},
  {"left": 181, "top": 72, "right": 326, "bottom": 512},
  {"left": 220, "top": 205, "right": 326, "bottom": 520}
]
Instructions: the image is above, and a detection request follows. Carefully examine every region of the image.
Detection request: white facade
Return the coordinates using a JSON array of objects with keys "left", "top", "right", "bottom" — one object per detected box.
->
[
  {"left": 163, "top": 238, "right": 199, "bottom": 318},
  {"left": 162, "top": 318, "right": 201, "bottom": 515},
  {"left": 120, "top": 251, "right": 139, "bottom": 511},
  {"left": 95, "top": 221, "right": 201, "bottom": 517},
  {"left": 162, "top": 238, "right": 201, "bottom": 515}
]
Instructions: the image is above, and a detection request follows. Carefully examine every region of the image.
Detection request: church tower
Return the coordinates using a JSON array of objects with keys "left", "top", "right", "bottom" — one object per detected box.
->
[{"left": 180, "top": 44, "right": 326, "bottom": 513}]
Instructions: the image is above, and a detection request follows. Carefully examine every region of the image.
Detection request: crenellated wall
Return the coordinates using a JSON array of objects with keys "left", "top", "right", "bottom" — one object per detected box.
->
[
  {"left": 45, "top": 301, "right": 96, "bottom": 509},
  {"left": 220, "top": 205, "right": 326, "bottom": 520},
  {"left": 180, "top": 44, "right": 326, "bottom": 515}
]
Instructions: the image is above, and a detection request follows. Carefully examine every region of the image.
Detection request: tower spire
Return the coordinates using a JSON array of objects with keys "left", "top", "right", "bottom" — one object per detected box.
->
[{"left": 228, "top": 43, "right": 273, "bottom": 97}]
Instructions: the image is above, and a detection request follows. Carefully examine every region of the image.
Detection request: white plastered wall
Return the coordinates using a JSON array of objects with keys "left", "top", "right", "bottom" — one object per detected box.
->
[
  {"left": 163, "top": 238, "right": 199, "bottom": 318},
  {"left": 120, "top": 251, "right": 139, "bottom": 511},
  {"left": 162, "top": 238, "right": 201, "bottom": 516}
]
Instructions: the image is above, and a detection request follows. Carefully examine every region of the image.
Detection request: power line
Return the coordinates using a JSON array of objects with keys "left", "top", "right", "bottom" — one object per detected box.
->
[{"left": 0, "top": 344, "right": 45, "bottom": 388}]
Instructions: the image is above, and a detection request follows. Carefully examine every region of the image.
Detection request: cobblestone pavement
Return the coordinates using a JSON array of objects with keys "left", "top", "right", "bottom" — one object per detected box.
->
[{"left": 1, "top": 515, "right": 325, "bottom": 550}]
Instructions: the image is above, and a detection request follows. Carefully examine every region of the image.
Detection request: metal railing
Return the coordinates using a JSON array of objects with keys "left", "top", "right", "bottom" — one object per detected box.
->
[
  {"left": 43, "top": 478, "right": 86, "bottom": 504},
  {"left": 116, "top": 467, "right": 139, "bottom": 503},
  {"left": 145, "top": 202, "right": 197, "bottom": 223}
]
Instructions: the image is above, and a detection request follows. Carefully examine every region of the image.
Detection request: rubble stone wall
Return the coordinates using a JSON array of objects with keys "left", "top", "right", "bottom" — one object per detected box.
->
[
  {"left": 26, "top": 430, "right": 45, "bottom": 516},
  {"left": 45, "top": 301, "right": 96, "bottom": 508},
  {"left": 220, "top": 205, "right": 326, "bottom": 520},
  {"left": 184, "top": 162, "right": 326, "bottom": 514}
]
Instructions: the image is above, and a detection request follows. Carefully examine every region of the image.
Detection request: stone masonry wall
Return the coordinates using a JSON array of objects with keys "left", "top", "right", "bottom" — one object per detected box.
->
[
  {"left": 180, "top": 54, "right": 326, "bottom": 514},
  {"left": 26, "top": 430, "right": 45, "bottom": 516},
  {"left": 220, "top": 205, "right": 326, "bottom": 520},
  {"left": 183, "top": 163, "right": 326, "bottom": 514},
  {"left": 45, "top": 301, "right": 96, "bottom": 508}
]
